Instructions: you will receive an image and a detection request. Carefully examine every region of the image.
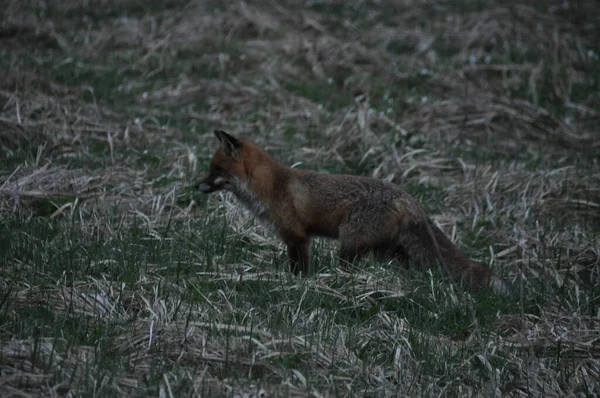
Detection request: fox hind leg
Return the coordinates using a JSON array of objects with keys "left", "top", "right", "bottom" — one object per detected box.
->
[
  {"left": 392, "top": 244, "right": 411, "bottom": 268},
  {"left": 338, "top": 227, "right": 373, "bottom": 268},
  {"left": 339, "top": 240, "right": 370, "bottom": 268},
  {"left": 338, "top": 214, "right": 400, "bottom": 269}
]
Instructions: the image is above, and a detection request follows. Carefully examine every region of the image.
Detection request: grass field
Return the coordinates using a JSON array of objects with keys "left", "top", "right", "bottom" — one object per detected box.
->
[{"left": 1, "top": 0, "right": 599, "bottom": 396}]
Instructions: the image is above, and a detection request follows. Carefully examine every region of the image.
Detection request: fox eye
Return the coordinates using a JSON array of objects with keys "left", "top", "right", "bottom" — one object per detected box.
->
[{"left": 213, "top": 165, "right": 227, "bottom": 174}]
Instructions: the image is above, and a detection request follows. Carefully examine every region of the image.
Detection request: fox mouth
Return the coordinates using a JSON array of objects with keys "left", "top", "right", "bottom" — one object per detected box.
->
[
  {"left": 195, "top": 182, "right": 219, "bottom": 193},
  {"left": 195, "top": 177, "right": 230, "bottom": 193}
]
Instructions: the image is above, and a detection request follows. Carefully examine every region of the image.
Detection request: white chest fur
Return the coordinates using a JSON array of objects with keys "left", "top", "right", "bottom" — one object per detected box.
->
[{"left": 230, "top": 178, "right": 270, "bottom": 221}]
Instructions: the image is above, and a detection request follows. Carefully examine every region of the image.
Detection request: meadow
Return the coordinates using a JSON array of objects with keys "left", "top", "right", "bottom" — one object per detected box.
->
[{"left": 0, "top": 0, "right": 599, "bottom": 396}]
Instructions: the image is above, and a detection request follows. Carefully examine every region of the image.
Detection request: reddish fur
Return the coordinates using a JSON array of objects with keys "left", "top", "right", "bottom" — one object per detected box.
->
[{"left": 197, "top": 130, "right": 509, "bottom": 295}]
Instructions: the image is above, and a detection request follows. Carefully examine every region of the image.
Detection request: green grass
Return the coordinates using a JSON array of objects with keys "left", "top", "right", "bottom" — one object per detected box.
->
[{"left": 0, "top": 210, "right": 528, "bottom": 394}]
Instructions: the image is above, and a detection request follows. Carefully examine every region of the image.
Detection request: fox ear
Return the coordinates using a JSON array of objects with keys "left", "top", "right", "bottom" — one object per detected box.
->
[{"left": 214, "top": 130, "right": 242, "bottom": 159}]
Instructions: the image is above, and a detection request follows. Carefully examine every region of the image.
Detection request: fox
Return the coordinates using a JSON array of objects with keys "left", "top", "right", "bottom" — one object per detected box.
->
[{"left": 196, "top": 130, "right": 509, "bottom": 295}]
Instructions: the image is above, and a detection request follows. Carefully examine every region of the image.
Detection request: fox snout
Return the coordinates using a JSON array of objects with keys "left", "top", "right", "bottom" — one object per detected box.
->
[
  {"left": 195, "top": 173, "right": 228, "bottom": 193},
  {"left": 195, "top": 175, "right": 219, "bottom": 193},
  {"left": 195, "top": 182, "right": 216, "bottom": 193}
]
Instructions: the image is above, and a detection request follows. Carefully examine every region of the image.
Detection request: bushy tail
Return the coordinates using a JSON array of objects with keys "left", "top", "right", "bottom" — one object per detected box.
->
[{"left": 415, "top": 220, "right": 510, "bottom": 295}]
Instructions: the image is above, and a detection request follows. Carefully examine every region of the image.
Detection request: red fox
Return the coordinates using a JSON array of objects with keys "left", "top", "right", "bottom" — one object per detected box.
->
[{"left": 196, "top": 130, "right": 509, "bottom": 295}]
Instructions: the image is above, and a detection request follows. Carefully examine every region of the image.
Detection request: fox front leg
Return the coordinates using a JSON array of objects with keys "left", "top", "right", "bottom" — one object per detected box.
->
[{"left": 286, "top": 238, "right": 310, "bottom": 276}]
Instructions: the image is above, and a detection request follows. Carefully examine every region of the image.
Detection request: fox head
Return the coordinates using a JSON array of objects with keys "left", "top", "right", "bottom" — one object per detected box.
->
[{"left": 196, "top": 130, "right": 246, "bottom": 193}]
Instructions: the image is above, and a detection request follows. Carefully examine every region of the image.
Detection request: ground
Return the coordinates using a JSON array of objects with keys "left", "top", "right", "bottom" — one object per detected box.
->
[{"left": 0, "top": 0, "right": 599, "bottom": 397}]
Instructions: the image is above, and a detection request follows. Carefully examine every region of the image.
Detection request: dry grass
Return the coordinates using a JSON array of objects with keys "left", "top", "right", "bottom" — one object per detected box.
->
[{"left": 0, "top": 0, "right": 599, "bottom": 397}]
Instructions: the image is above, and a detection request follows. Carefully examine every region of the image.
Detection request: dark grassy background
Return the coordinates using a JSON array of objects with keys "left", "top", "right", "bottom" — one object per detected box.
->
[{"left": 1, "top": 0, "right": 599, "bottom": 396}]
